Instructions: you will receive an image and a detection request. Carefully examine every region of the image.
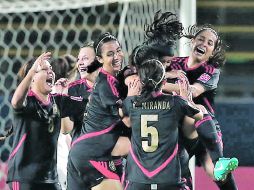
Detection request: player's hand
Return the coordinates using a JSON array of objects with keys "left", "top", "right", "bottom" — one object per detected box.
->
[
  {"left": 178, "top": 74, "right": 191, "bottom": 101},
  {"left": 52, "top": 78, "right": 69, "bottom": 94},
  {"left": 127, "top": 78, "right": 141, "bottom": 96},
  {"left": 32, "top": 52, "right": 52, "bottom": 73}
]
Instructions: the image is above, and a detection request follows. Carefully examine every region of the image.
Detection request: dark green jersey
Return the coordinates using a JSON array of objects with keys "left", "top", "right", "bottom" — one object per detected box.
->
[
  {"left": 123, "top": 93, "right": 199, "bottom": 184},
  {"left": 68, "top": 78, "right": 92, "bottom": 140},
  {"left": 70, "top": 68, "right": 122, "bottom": 161}
]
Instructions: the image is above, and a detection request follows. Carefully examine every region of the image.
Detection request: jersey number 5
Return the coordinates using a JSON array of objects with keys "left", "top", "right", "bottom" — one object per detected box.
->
[{"left": 141, "top": 115, "right": 159, "bottom": 152}]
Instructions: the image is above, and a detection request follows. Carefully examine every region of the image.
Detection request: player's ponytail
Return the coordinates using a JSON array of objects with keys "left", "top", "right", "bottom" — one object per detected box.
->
[
  {"left": 145, "top": 10, "right": 183, "bottom": 46},
  {"left": 135, "top": 59, "right": 165, "bottom": 106}
]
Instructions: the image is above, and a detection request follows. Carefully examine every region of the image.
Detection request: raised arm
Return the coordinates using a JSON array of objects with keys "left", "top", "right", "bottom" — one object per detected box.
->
[{"left": 11, "top": 52, "right": 51, "bottom": 109}]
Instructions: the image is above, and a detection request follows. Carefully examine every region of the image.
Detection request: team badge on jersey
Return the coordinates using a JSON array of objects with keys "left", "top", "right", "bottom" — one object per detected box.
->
[
  {"left": 108, "top": 161, "right": 116, "bottom": 172},
  {"left": 198, "top": 73, "right": 211, "bottom": 83}
]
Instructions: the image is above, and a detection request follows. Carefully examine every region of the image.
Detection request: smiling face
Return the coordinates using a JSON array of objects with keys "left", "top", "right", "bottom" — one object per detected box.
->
[
  {"left": 191, "top": 29, "right": 218, "bottom": 63},
  {"left": 77, "top": 46, "right": 96, "bottom": 78},
  {"left": 97, "top": 40, "right": 124, "bottom": 75},
  {"left": 32, "top": 60, "right": 55, "bottom": 95}
]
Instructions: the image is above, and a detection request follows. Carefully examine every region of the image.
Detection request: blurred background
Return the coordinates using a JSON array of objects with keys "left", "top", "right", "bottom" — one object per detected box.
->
[{"left": 0, "top": 0, "right": 253, "bottom": 189}]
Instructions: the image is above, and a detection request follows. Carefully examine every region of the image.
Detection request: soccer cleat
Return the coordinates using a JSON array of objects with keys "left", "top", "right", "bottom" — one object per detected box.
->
[{"left": 214, "top": 157, "right": 239, "bottom": 181}]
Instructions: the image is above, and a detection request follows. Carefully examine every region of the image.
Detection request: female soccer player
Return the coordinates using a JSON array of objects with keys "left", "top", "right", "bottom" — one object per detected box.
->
[
  {"left": 67, "top": 33, "right": 130, "bottom": 190},
  {"left": 7, "top": 52, "right": 62, "bottom": 190},
  {"left": 164, "top": 24, "right": 238, "bottom": 189},
  {"left": 8, "top": 52, "right": 90, "bottom": 190},
  {"left": 52, "top": 44, "right": 100, "bottom": 189},
  {"left": 66, "top": 41, "right": 101, "bottom": 140},
  {"left": 122, "top": 59, "right": 204, "bottom": 190}
]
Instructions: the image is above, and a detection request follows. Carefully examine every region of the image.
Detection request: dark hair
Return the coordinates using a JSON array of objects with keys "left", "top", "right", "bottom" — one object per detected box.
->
[
  {"left": 144, "top": 10, "right": 183, "bottom": 55},
  {"left": 135, "top": 59, "right": 165, "bottom": 106},
  {"left": 184, "top": 24, "right": 226, "bottom": 68},
  {"left": 129, "top": 44, "right": 160, "bottom": 69},
  {"left": 93, "top": 32, "right": 118, "bottom": 56},
  {"left": 17, "top": 57, "right": 37, "bottom": 84},
  {"left": 63, "top": 54, "right": 77, "bottom": 70},
  {"left": 51, "top": 54, "right": 76, "bottom": 81}
]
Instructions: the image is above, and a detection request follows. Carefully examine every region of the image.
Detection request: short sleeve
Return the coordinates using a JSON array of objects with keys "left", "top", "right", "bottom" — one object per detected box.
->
[{"left": 196, "top": 68, "right": 220, "bottom": 91}]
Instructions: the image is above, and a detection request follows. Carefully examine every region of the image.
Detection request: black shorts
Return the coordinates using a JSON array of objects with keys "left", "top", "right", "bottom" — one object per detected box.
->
[
  {"left": 67, "top": 156, "right": 120, "bottom": 190},
  {"left": 8, "top": 181, "right": 61, "bottom": 190},
  {"left": 123, "top": 181, "right": 188, "bottom": 190}
]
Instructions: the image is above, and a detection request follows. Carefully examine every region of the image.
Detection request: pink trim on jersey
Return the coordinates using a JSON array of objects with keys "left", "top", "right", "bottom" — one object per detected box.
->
[
  {"left": 68, "top": 78, "right": 93, "bottom": 92},
  {"left": 90, "top": 160, "right": 120, "bottom": 181},
  {"left": 183, "top": 57, "right": 207, "bottom": 71},
  {"left": 181, "top": 178, "right": 191, "bottom": 190},
  {"left": 12, "top": 181, "right": 20, "bottom": 190},
  {"left": 8, "top": 134, "right": 27, "bottom": 160},
  {"left": 121, "top": 169, "right": 126, "bottom": 185},
  {"left": 130, "top": 144, "right": 178, "bottom": 178},
  {"left": 217, "top": 131, "right": 224, "bottom": 149},
  {"left": 124, "top": 180, "right": 129, "bottom": 190},
  {"left": 205, "top": 65, "right": 215, "bottom": 74},
  {"left": 113, "top": 158, "right": 122, "bottom": 166},
  {"left": 177, "top": 65, "right": 183, "bottom": 70},
  {"left": 100, "top": 68, "right": 119, "bottom": 98},
  {"left": 203, "top": 97, "right": 215, "bottom": 114},
  {"left": 194, "top": 115, "right": 212, "bottom": 128},
  {"left": 107, "top": 75, "right": 119, "bottom": 97},
  {"left": 68, "top": 78, "right": 85, "bottom": 88},
  {"left": 71, "top": 124, "right": 116, "bottom": 147},
  {"left": 28, "top": 90, "right": 50, "bottom": 105},
  {"left": 52, "top": 93, "right": 68, "bottom": 98}
]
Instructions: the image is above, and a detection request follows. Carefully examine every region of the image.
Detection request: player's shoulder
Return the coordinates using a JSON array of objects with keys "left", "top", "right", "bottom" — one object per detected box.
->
[
  {"left": 171, "top": 94, "right": 188, "bottom": 105},
  {"left": 171, "top": 56, "right": 188, "bottom": 64},
  {"left": 203, "top": 64, "right": 220, "bottom": 75},
  {"left": 68, "top": 78, "right": 86, "bottom": 88}
]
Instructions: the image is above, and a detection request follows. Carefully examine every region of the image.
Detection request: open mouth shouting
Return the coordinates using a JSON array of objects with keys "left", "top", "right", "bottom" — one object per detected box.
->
[
  {"left": 46, "top": 74, "right": 54, "bottom": 88},
  {"left": 79, "top": 65, "right": 88, "bottom": 73},
  {"left": 195, "top": 46, "right": 206, "bottom": 56}
]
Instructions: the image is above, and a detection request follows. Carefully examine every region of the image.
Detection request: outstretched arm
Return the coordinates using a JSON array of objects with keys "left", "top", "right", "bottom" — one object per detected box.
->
[{"left": 11, "top": 52, "right": 51, "bottom": 109}]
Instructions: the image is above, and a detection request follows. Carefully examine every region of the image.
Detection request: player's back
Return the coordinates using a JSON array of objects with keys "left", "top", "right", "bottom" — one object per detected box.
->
[{"left": 124, "top": 93, "right": 194, "bottom": 184}]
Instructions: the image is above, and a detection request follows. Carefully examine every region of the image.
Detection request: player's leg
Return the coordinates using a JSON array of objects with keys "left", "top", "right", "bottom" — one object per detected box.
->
[
  {"left": 111, "top": 136, "right": 131, "bottom": 178},
  {"left": 194, "top": 121, "right": 238, "bottom": 190},
  {"left": 182, "top": 112, "right": 238, "bottom": 189},
  {"left": 178, "top": 136, "right": 194, "bottom": 190},
  {"left": 111, "top": 136, "right": 130, "bottom": 157},
  {"left": 67, "top": 156, "right": 90, "bottom": 190},
  {"left": 92, "top": 179, "right": 122, "bottom": 190}
]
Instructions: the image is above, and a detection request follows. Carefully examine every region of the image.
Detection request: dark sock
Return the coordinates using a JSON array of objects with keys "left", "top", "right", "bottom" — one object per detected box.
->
[
  {"left": 194, "top": 114, "right": 223, "bottom": 164},
  {"left": 179, "top": 146, "right": 193, "bottom": 190},
  {"left": 215, "top": 173, "right": 238, "bottom": 190}
]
